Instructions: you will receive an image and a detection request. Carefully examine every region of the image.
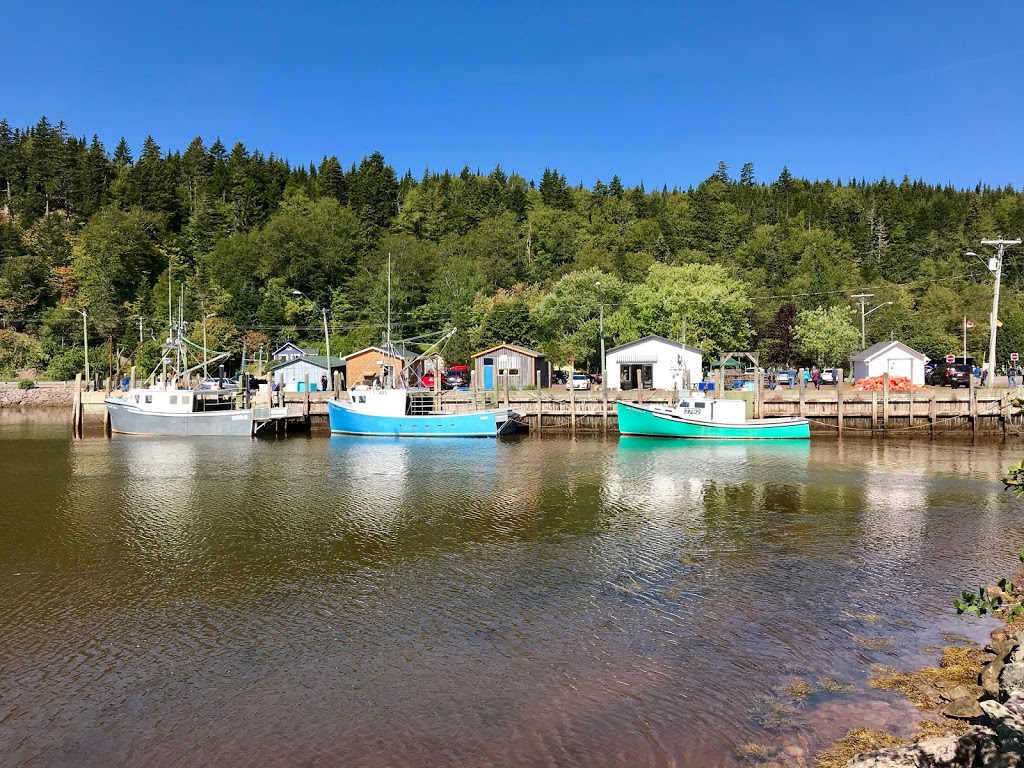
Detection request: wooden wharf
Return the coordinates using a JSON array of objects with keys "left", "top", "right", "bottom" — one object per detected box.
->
[{"left": 66, "top": 367, "right": 1024, "bottom": 438}]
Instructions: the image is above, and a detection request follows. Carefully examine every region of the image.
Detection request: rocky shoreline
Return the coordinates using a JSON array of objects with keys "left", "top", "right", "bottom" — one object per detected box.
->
[
  {"left": 846, "top": 624, "right": 1024, "bottom": 767},
  {"left": 0, "top": 386, "right": 75, "bottom": 407}
]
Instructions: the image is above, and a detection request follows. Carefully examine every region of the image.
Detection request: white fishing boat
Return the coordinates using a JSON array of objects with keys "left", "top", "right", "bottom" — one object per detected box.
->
[{"left": 105, "top": 287, "right": 300, "bottom": 437}]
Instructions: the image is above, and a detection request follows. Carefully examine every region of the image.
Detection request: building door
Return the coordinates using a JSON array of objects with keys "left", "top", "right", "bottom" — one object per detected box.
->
[{"left": 483, "top": 358, "right": 494, "bottom": 390}]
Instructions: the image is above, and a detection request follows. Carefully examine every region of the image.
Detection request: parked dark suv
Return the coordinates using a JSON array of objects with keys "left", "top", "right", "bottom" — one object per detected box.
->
[{"left": 926, "top": 363, "right": 971, "bottom": 389}]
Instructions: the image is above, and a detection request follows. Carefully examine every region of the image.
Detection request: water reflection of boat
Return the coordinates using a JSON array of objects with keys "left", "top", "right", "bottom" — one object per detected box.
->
[
  {"left": 611, "top": 437, "right": 812, "bottom": 509},
  {"left": 617, "top": 396, "right": 809, "bottom": 439},
  {"left": 327, "top": 435, "right": 501, "bottom": 523}
]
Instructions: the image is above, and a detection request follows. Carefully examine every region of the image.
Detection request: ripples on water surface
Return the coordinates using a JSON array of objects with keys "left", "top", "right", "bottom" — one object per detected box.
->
[{"left": 1, "top": 414, "right": 1021, "bottom": 767}]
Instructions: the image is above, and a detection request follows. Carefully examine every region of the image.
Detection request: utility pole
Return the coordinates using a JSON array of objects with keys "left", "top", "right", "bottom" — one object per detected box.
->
[
  {"left": 851, "top": 294, "right": 873, "bottom": 349},
  {"left": 137, "top": 317, "right": 144, "bottom": 344},
  {"left": 851, "top": 293, "right": 892, "bottom": 349},
  {"left": 980, "top": 238, "right": 1022, "bottom": 383}
]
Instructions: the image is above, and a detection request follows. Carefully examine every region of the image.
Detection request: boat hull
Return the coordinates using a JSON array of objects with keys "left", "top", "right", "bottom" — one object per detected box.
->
[
  {"left": 105, "top": 398, "right": 254, "bottom": 437},
  {"left": 616, "top": 401, "right": 809, "bottom": 440},
  {"left": 328, "top": 399, "right": 511, "bottom": 437}
]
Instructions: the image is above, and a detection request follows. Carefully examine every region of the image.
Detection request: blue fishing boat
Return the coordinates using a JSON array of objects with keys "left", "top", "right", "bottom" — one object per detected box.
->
[{"left": 328, "top": 386, "right": 516, "bottom": 437}]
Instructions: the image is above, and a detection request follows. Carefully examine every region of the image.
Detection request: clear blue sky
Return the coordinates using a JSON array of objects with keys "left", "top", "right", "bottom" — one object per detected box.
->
[{"left": 4, "top": 1, "right": 1022, "bottom": 190}]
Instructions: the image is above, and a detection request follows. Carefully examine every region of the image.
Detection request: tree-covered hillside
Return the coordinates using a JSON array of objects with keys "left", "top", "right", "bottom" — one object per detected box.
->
[{"left": 2, "top": 116, "right": 1023, "bottom": 380}]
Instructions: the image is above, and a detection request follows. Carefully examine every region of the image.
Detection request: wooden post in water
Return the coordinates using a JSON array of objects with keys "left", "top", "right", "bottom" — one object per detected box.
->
[
  {"left": 908, "top": 385, "right": 914, "bottom": 430},
  {"left": 536, "top": 385, "right": 543, "bottom": 434},
  {"left": 798, "top": 368, "right": 806, "bottom": 418},
  {"left": 871, "top": 391, "right": 877, "bottom": 434},
  {"left": 602, "top": 382, "right": 609, "bottom": 434},
  {"left": 929, "top": 394, "right": 936, "bottom": 435},
  {"left": 333, "top": 370, "right": 341, "bottom": 398},
  {"left": 882, "top": 372, "right": 890, "bottom": 430},
  {"left": 754, "top": 370, "right": 762, "bottom": 419},
  {"left": 72, "top": 373, "right": 82, "bottom": 437},
  {"left": 130, "top": 365, "right": 136, "bottom": 390},
  {"left": 970, "top": 374, "right": 977, "bottom": 437},
  {"left": 303, "top": 373, "right": 310, "bottom": 420},
  {"left": 569, "top": 375, "right": 577, "bottom": 434},
  {"left": 836, "top": 369, "right": 844, "bottom": 435}
]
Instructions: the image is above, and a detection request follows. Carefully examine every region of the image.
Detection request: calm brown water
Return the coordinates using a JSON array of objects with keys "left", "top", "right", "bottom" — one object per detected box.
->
[{"left": 2, "top": 412, "right": 1022, "bottom": 767}]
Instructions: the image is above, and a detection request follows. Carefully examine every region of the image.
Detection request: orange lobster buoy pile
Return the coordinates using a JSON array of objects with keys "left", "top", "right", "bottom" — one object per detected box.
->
[{"left": 851, "top": 375, "right": 922, "bottom": 392}]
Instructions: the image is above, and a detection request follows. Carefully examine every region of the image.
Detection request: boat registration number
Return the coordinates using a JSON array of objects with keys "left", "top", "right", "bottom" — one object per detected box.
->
[
  {"left": 678, "top": 408, "right": 702, "bottom": 415},
  {"left": 231, "top": 415, "right": 248, "bottom": 421}
]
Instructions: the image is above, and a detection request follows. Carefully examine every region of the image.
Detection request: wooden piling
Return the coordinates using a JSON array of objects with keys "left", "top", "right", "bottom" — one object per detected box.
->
[
  {"left": 871, "top": 392, "right": 877, "bottom": 434},
  {"left": 537, "top": 386, "right": 543, "bottom": 434},
  {"left": 928, "top": 394, "right": 936, "bottom": 435},
  {"left": 836, "top": 371, "right": 844, "bottom": 435},
  {"left": 72, "top": 373, "right": 82, "bottom": 437},
  {"left": 908, "top": 386, "right": 914, "bottom": 430},
  {"left": 881, "top": 372, "right": 890, "bottom": 430},
  {"left": 798, "top": 369, "right": 806, "bottom": 418},
  {"left": 130, "top": 365, "right": 136, "bottom": 390},
  {"left": 569, "top": 378, "right": 577, "bottom": 434},
  {"left": 303, "top": 373, "right": 310, "bottom": 421},
  {"left": 970, "top": 374, "right": 977, "bottom": 437},
  {"left": 602, "top": 385, "right": 608, "bottom": 434}
]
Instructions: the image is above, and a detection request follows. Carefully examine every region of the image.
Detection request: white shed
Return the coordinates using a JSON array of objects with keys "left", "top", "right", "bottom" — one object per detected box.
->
[
  {"left": 851, "top": 341, "right": 926, "bottom": 385},
  {"left": 268, "top": 355, "right": 345, "bottom": 392},
  {"left": 606, "top": 335, "right": 703, "bottom": 391}
]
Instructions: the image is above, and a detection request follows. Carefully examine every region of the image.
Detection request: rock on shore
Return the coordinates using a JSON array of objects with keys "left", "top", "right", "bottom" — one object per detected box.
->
[{"left": 850, "top": 629, "right": 1024, "bottom": 767}]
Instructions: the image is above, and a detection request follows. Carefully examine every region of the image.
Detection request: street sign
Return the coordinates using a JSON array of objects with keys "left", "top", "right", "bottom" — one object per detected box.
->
[
  {"left": 1012, "top": 352, "right": 1020, "bottom": 362},
  {"left": 946, "top": 354, "right": 955, "bottom": 364}
]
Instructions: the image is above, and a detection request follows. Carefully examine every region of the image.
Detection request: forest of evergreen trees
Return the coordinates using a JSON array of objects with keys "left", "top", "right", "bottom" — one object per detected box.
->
[{"left": 2, "top": 115, "right": 1024, "bottom": 380}]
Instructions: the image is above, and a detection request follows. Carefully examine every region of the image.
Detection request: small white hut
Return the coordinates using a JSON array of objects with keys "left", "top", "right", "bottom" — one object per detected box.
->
[
  {"left": 606, "top": 335, "right": 703, "bottom": 391},
  {"left": 851, "top": 341, "right": 926, "bottom": 385}
]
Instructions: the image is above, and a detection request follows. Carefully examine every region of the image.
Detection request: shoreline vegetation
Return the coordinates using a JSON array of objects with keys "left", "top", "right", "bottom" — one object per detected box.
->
[{"left": 2, "top": 116, "right": 1024, "bottom": 385}]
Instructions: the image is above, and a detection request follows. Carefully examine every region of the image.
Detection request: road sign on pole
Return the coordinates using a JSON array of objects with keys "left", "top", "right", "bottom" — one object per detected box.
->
[
  {"left": 1012, "top": 352, "right": 1019, "bottom": 362},
  {"left": 946, "top": 354, "right": 955, "bottom": 364}
]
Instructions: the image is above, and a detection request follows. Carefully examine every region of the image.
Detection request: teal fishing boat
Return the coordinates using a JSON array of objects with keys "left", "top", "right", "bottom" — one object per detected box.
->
[{"left": 617, "top": 397, "right": 809, "bottom": 440}]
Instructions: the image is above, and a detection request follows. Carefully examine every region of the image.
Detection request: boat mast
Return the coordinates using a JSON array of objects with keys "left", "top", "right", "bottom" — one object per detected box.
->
[{"left": 386, "top": 252, "right": 392, "bottom": 387}]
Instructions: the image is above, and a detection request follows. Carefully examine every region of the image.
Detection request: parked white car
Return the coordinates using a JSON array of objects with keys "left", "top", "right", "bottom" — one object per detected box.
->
[{"left": 566, "top": 373, "right": 591, "bottom": 391}]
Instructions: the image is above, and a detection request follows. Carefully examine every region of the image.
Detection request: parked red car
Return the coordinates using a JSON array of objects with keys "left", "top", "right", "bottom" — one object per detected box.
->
[{"left": 420, "top": 371, "right": 437, "bottom": 388}]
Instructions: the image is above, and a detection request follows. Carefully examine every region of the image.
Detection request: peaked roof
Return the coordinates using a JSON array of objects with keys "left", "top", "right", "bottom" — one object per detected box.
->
[
  {"left": 471, "top": 342, "right": 545, "bottom": 359},
  {"left": 268, "top": 355, "right": 345, "bottom": 371},
  {"left": 341, "top": 345, "right": 415, "bottom": 362},
  {"left": 606, "top": 334, "right": 703, "bottom": 356},
  {"left": 272, "top": 341, "right": 305, "bottom": 355},
  {"left": 851, "top": 340, "right": 926, "bottom": 363}
]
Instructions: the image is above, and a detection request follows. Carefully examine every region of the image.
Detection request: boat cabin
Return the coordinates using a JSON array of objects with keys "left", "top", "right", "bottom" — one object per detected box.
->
[
  {"left": 127, "top": 387, "right": 240, "bottom": 414},
  {"left": 669, "top": 396, "right": 747, "bottom": 424}
]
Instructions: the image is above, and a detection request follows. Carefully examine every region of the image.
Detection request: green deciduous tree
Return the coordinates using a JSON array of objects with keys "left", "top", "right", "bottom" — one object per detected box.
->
[
  {"left": 794, "top": 306, "right": 860, "bottom": 367},
  {"left": 72, "top": 206, "right": 165, "bottom": 335},
  {"left": 609, "top": 263, "right": 753, "bottom": 357}
]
